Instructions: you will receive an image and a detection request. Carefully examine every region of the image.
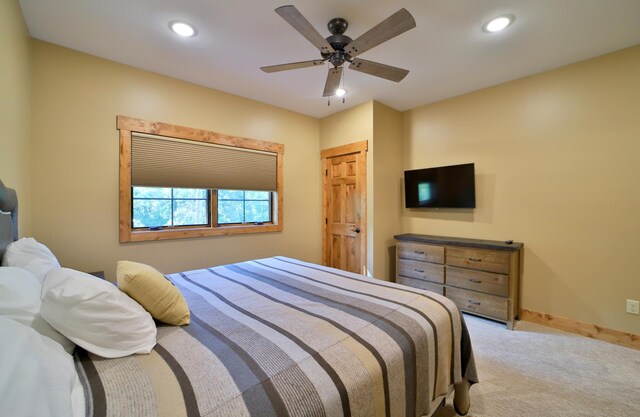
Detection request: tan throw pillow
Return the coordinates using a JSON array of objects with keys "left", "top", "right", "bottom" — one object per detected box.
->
[{"left": 116, "top": 261, "right": 190, "bottom": 326}]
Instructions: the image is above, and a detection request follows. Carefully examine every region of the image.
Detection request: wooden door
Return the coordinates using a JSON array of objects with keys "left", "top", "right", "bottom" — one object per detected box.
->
[{"left": 321, "top": 141, "right": 367, "bottom": 274}]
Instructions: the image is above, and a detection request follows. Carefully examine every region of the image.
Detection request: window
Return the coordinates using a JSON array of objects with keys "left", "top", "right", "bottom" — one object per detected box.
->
[
  {"left": 117, "top": 116, "right": 284, "bottom": 242},
  {"left": 131, "top": 187, "right": 273, "bottom": 229},
  {"left": 218, "top": 190, "right": 272, "bottom": 224},
  {"left": 132, "top": 187, "right": 209, "bottom": 228}
]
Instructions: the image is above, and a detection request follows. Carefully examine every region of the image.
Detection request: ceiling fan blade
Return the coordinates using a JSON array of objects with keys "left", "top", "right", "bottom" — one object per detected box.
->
[
  {"left": 261, "top": 60, "right": 325, "bottom": 73},
  {"left": 323, "top": 67, "right": 343, "bottom": 97},
  {"left": 275, "top": 5, "right": 335, "bottom": 54},
  {"left": 344, "top": 8, "right": 416, "bottom": 58},
  {"left": 349, "top": 58, "right": 409, "bottom": 82}
]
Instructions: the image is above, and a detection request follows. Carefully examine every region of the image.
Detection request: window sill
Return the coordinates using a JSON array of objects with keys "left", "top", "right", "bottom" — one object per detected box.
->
[{"left": 124, "top": 223, "right": 282, "bottom": 242}]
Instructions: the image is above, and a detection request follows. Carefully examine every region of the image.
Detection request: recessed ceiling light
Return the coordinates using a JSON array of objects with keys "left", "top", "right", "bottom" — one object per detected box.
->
[
  {"left": 169, "top": 21, "right": 196, "bottom": 37},
  {"left": 335, "top": 88, "right": 346, "bottom": 97},
  {"left": 483, "top": 15, "right": 514, "bottom": 33}
]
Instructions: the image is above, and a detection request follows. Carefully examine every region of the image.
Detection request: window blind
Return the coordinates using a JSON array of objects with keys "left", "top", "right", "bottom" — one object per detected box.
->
[{"left": 131, "top": 134, "right": 277, "bottom": 191}]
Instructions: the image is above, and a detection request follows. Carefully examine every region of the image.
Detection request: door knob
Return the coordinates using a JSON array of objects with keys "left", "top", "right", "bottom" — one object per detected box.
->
[{"left": 354, "top": 227, "right": 361, "bottom": 233}]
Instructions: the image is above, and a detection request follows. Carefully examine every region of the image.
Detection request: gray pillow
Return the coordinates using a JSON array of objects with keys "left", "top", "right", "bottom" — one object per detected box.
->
[{"left": 0, "top": 212, "right": 13, "bottom": 261}]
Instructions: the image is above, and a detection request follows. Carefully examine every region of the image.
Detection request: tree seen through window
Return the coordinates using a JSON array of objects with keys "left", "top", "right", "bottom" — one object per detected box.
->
[
  {"left": 132, "top": 187, "right": 271, "bottom": 228},
  {"left": 218, "top": 190, "right": 271, "bottom": 224},
  {"left": 132, "top": 187, "right": 208, "bottom": 228}
]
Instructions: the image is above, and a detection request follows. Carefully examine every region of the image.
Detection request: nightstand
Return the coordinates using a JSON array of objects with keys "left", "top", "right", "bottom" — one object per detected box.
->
[{"left": 87, "top": 271, "right": 105, "bottom": 280}]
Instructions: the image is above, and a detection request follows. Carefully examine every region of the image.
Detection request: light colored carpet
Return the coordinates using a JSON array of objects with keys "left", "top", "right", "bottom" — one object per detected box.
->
[{"left": 434, "top": 314, "right": 640, "bottom": 417}]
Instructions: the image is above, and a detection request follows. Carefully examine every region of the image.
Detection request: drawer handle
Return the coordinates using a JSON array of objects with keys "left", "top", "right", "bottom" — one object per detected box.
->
[
  {"left": 414, "top": 250, "right": 425, "bottom": 255},
  {"left": 468, "top": 257, "right": 482, "bottom": 262},
  {"left": 414, "top": 269, "right": 424, "bottom": 273},
  {"left": 469, "top": 279, "right": 482, "bottom": 284},
  {"left": 468, "top": 300, "right": 481, "bottom": 306}
]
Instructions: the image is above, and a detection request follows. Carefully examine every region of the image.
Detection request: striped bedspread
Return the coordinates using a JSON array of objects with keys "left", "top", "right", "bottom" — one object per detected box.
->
[{"left": 75, "top": 256, "right": 477, "bottom": 417}]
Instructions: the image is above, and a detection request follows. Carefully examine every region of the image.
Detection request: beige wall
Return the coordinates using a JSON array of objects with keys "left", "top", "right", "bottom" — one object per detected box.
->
[
  {"left": 319, "top": 101, "right": 374, "bottom": 150},
  {"left": 30, "top": 41, "right": 322, "bottom": 279},
  {"left": 318, "top": 101, "right": 404, "bottom": 280},
  {"left": 0, "top": 0, "right": 32, "bottom": 235},
  {"left": 319, "top": 102, "right": 375, "bottom": 275},
  {"left": 372, "top": 102, "right": 403, "bottom": 280},
  {"left": 403, "top": 46, "right": 640, "bottom": 334}
]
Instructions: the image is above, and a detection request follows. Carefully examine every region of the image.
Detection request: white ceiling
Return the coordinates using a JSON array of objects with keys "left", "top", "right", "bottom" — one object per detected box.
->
[{"left": 18, "top": 0, "right": 640, "bottom": 118}]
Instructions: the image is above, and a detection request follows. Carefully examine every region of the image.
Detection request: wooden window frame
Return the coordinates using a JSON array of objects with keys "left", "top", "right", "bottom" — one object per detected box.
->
[{"left": 118, "top": 116, "right": 284, "bottom": 243}]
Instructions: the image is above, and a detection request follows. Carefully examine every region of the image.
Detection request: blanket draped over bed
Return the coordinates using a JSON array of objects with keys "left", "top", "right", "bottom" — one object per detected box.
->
[{"left": 75, "top": 256, "right": 477, "bottom": 417}]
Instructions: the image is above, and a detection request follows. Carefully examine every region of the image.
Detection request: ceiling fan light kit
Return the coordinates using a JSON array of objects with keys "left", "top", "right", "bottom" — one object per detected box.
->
[{"left": 261, "top": 5, "right": 416, "bottom": 98}]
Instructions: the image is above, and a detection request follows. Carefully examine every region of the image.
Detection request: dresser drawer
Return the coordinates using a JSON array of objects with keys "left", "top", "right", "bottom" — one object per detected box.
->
[
  {"left": 398, "top": 259, "right": 444, "bottom": 283},
  {"left": 397, "top": 242, "right": 444, "bottom": 264},
  {"left": 397, "top": 276, "right": 444, "bottom": 295},
  {"left": 445, "top": 247, "right": 510, "bottom": 274},
  {"left": 445, "top": 266, "right": 508, "bottom": 297},
  {"left": 446, "top": 287, "right": 508, "bottom": 321}
]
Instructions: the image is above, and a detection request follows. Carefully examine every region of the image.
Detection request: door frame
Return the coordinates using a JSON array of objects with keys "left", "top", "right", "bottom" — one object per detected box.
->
[{"left": 321, "top": 140, "right": 368, "bottom": 273}]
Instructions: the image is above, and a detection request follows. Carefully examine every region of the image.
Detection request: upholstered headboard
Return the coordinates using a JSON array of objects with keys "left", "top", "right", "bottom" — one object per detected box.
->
[{"left": 0, "top": 179, "right": 18, "bottom": 259}]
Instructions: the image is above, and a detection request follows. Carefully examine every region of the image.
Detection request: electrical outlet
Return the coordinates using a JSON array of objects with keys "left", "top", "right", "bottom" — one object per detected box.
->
[{"left": 626, "top": 299, "right": 640, "bottom": 315}]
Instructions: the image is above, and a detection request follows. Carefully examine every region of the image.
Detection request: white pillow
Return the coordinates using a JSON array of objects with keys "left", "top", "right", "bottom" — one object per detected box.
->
[
  {"left": 0, "top": 317, "right": 81, "bottom": 417},
  {"left": 0, "top": 266, "right": 75, "bottom": 354},
  {"left": 0, "top": 266, "right": 41, "bottom": 322},
  {"left": 41, "top": 267, "right": 157, "bottom": 358},
  {"left": 1, "top": 237, "right": 60, "bottom": 283}
]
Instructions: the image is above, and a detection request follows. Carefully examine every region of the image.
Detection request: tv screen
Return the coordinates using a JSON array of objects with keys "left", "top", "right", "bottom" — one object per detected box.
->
[{"left": 404, "top": 163, "right": 476, "bottom": 208}]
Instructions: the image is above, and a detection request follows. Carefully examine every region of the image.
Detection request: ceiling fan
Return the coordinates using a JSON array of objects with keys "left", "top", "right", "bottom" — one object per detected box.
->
[{"left": 261, "top": 5, "right": 416, "bottom": 97}]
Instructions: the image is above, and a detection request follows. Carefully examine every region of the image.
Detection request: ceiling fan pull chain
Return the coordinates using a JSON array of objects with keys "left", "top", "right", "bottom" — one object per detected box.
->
[
  {"left": 327, "top": 98, "right": 331, "bottom": 106},
  {"left": 342, "top": 70, "right": 346, "bottom": 104}
]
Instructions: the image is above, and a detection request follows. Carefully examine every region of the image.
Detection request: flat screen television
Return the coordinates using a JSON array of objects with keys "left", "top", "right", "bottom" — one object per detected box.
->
[{"left": 404, "top": 163, "right": 476, "bottom": 208}]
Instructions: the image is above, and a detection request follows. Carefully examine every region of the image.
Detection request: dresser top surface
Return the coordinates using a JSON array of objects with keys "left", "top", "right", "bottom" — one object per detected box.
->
[{"left": 394, "top": 233, "right": 523, "bottom": 251}]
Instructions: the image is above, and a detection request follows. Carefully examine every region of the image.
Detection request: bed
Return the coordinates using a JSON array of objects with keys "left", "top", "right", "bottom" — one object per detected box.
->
[{"left": 0, "top": 179, "right": 477, "bottom": 417}]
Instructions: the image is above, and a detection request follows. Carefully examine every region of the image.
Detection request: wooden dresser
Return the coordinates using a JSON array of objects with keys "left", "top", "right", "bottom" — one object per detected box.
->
[{"left": 395, "top": 234, "right": 523, "bottom": 329}]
